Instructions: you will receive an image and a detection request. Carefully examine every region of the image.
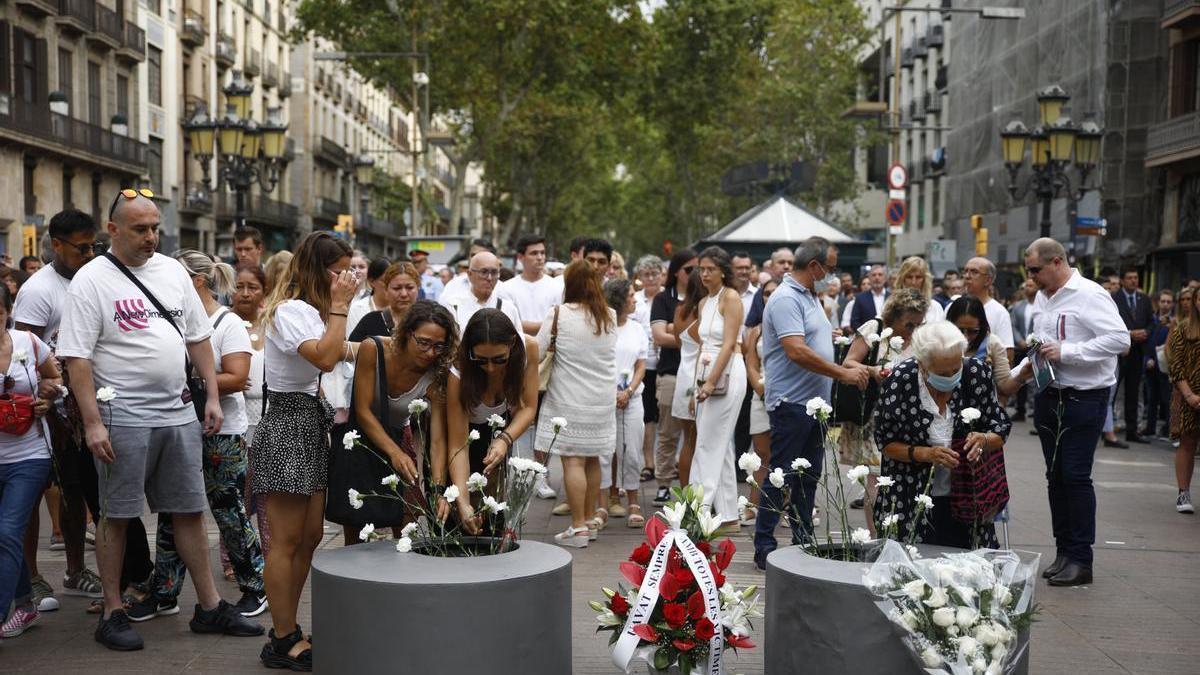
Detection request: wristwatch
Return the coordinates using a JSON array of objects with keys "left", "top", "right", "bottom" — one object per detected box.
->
[{"left": 907, "top": 444, "right": 917, "bottom": 463}]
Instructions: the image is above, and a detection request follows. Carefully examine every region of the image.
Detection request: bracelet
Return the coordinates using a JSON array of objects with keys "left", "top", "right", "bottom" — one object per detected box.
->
[
  {"left": 498, "top": 431, "right": 514, "bottom": 449},
  {"left": 330, "top": 311, "right": 348, "bottom": 317},
  {"left": 907, "top": 444, "right": 917, "bottom": 463}
]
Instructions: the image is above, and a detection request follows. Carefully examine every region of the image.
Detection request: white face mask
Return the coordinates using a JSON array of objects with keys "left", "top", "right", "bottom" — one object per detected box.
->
[{"left": 810, "top": 261, "right": 837, "bottom": 294}]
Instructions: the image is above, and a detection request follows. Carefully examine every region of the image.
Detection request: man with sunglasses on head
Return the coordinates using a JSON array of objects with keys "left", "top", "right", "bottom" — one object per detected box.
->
[
  {"left": 439, "top": 250, "right": 523, "bottom": 334},
  {"left": 57, "top": 190, "right": 262, "bottom": 650},
  {"left": 12, "top": 209, "right": 110, "bottom": 617}
]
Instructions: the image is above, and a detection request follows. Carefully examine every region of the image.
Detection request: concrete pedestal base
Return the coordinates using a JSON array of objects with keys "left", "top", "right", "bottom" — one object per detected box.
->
[
  {"left": 764, "top": 545, "right": 1032, "bottom": 674},
  {"left": 312, "top": 539, "right": 572, "bottom": 674}
]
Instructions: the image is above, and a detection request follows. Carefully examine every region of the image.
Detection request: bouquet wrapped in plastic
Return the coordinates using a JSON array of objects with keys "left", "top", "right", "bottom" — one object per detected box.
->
[{"left": 863, "top": 540, "right": 1039, "bottom": 674}]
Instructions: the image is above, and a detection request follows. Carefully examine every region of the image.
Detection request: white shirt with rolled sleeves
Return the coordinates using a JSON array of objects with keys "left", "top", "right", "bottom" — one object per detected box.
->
[
  {"left": 1019, "top": 270, "right": 1130, "bottom": 391},
  {"left": 208, "top": 308, "right": 253, "bottom": 436},
  {"left": 56, "top": 253, "right": 212, "bottom": 427},
  {"left": 983, "top": 298, "right": 1015, "bottom": 350},
  {"left": 633, "top": 290, "right": 659, "bottom": 370}
]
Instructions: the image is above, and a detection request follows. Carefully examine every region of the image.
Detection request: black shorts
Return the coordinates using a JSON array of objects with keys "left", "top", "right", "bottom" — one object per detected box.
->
[{"left": 642, "top": 371, "right": 659, "bottom": 424}]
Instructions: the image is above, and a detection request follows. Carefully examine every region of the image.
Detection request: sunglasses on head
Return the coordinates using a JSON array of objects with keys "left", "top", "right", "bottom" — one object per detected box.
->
[{"left": 108, "top": 188, "right": 154, "bottom": 220}]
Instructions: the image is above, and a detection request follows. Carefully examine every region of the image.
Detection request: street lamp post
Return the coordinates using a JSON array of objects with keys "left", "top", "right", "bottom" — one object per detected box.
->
[
  {"left": 184, "top": 70, "right": 290, "bottom": 234},
  {"left": 354, "top": 154, "right": 375, "bottom": 252},
  {"left": 999, "top": 84, "right": 1103, "bottom": 238}
]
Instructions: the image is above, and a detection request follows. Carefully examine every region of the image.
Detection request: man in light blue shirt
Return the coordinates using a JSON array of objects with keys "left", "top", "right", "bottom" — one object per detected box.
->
[
  {"left": 410, "top": 249, "right": 443, "bottom": 301},
  {"left": 755, "top": 237, "right": 871, "bottom": 569}
]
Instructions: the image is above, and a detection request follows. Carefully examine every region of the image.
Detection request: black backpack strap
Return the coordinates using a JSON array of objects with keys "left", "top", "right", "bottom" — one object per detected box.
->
[
  {"left": 213, "top": 308, "right": 232, "bottom": 330},
  {"left": 496, "top": 297, "right": 502, "bottom": 311},
  {"left": 371, "top": 336, "right": 388, "bottom": 430}
]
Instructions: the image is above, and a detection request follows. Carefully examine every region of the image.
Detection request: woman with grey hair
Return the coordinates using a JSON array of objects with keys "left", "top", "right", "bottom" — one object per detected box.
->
[
  {"left": 873, "top": 320, "right": 1011, "bottom": 548},
  {"left": 632, "top": 255, "right": 664, "bottom": 483}
]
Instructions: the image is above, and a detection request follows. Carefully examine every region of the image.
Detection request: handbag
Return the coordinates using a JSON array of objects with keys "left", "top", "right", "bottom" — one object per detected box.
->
[
  {"left": 949, "top": 437, "right": 1010, "bottom": 523},
  {"left": 104, "top": 252, "right": 208, "bottom": 422},
  {"left": 0, "top": 333, "right": 40, "bottom": 436},
  {"left": 831, "top": 318, "right": 882, "bottom": 425},
  {"left": 696, "top": 360, "right": 730, "bottom": 396},
  {"left": 326, "top": 336, "right": 411, "bottom": 527},
  {"left": 538, "top": 305, "right": 560, "bottom": 392}
]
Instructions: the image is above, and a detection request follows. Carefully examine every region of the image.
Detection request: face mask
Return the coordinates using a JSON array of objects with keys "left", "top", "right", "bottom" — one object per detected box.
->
[
  {"left": 926, "top": 367, "right": 962, "bottom": 392},
  {"left": 813, "top": 272, "right": 839, "bottom": 294}
]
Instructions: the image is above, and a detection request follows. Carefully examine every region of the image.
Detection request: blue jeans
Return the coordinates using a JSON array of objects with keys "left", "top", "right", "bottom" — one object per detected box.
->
[
  {"left": 755, "top": 402, "right": 823, "bottom": 557},
  {"left": 0, "top": 458, "right": 51, "bottom": 620},
  {"left": 1035, "top": 387, "right": 1106, "bottom": 566}
]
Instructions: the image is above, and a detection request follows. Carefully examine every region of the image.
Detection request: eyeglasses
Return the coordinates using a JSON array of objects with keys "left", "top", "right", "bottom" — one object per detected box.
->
[
  {"left": 53, "top": 238, "right": 106, "bottom": 257},
  {"left": 470, "top": 268, "right": 500, "bottom": 279},
  {"left": 108, "top": 188, "right": 154, "bottom": 220},
  {"left": 412, "top": 336, "right": 449, "bottom": 354},
  {"left": 469, "top": 351, "right": 510, "bottom": 365}
]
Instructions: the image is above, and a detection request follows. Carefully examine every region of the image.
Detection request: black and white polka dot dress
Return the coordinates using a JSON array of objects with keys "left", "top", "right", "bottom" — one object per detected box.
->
[{"left": 250, "top": 391, "right": 336, "bottom": 496}]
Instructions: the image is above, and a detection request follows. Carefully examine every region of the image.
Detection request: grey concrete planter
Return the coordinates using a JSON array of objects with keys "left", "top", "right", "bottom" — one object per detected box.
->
[
  {"left": 765, "top": 545, "right": 1033, "bottom": 674},
  {"left": 312, "top": 538, "right": 572, "bottom": 674}
]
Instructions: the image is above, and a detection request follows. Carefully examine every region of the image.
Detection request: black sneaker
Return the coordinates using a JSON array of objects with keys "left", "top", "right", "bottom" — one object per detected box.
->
[
  {"left": 126, "top": 595, "right": 179, "bottom": 622},
  {"left": 1177, "top": 491, "right": 1195, "bottom": 514},
  {"left": 850, "top": 497, "right": 865, "bottom": 510},
  {"left": 653, "top": 486, "right": 670, "bottom": 503},
  {"left": 189, "top": 600, "right": 265, "bottom": 637},
  {"left": 235, "top": 590, "right": 269, "bottom": 618},
  {"left": 95, "top": 609, "right": 144, "bottom": 651}
]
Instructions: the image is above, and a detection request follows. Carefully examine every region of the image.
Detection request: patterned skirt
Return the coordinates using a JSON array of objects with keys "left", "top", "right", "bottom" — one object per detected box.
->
[{"left": 250, "top": 391, "right": 335, "bottom": 496}]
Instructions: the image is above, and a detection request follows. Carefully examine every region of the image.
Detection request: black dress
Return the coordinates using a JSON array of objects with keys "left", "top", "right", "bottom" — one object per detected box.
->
[
  {"left": 349, "top": 310, "right": 394, "bottom": 342},
  {"left": 872, "top": 358, "right": 1011, "bottom": 549}
]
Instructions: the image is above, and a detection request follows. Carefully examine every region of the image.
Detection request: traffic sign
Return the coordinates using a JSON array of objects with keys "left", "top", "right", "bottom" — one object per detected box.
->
[
  {"left": 888, "top": 188, "right": 907, "bottom": 200},
  {"left": 1074, "top": 216, "right": 1107, "bottom": 237},
  {"left": 889, "top": 225, "right": 903, "bottom": 236},
  {"left": 885, "top": 199, "right": 907, "bottom": 226},
  {"left": 887, "top": 163, "right": 908, "bottom": 190}
]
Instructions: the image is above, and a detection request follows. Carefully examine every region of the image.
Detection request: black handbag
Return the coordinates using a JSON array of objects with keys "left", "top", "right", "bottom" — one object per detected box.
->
[
  {"left": 831, "top": 318, "right": 881, "bottom": 425},
  {"left": 104, "top": 252, "right": 208, "bottom": 423},
  {"left": 325, "top": 336, "right": 410, "bottom": 527}
]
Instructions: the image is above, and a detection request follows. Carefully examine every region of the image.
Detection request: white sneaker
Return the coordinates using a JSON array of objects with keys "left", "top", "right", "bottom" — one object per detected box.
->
[
  {"left": 554, "top": 526, "right": 589, "bottom": 548},
  {"left": 535, "top": 474, "right": 557, "bottom": 500}
]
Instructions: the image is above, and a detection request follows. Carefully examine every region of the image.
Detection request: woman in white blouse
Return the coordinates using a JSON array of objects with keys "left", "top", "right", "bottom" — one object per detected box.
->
[{"left": 897, "top": 256, "right": 945, "bottom": 325}]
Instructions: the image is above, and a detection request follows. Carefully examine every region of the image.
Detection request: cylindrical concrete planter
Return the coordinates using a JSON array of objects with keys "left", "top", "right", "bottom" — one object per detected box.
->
[
  {"left": 765, "top": 545, "right": 1033, "bottom": 674},
  {"left": 312, "top": 538, "right": 572, "bottom": 674}
]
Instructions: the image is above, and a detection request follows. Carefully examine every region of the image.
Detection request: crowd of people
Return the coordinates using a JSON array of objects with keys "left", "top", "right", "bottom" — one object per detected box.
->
[{"left": 0, "top": 191, "right": 1198, "bottom": 668}]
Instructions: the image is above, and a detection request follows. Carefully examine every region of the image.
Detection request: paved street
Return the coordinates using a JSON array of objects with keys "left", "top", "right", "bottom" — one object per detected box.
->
[{"left": 3, "top": 417, "right": 1199, "bottom": 674}]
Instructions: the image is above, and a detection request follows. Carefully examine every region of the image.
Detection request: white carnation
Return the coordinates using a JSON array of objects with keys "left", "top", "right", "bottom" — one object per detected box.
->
[
  {"left": 408, "top": 398, "right": 429, "bottom": 414},
  {"left": 737, "top": 452, "right": 762, "bottom": 474},
  {"left": 342, "top": 430, "right": 361, "bottom": 450},
  {"left": 466, "top": 472, "right": 488, "bottom": 492},
  {"left": 931, "top": 606, "right": 956, "bottom": 627},
  {"left": 791, "top": 457, "right": 812, "bottom": 471},
  {"left": 846, "top": 465, "right": 870, "bottom": 483},
  {"left": 876, "top": 475, "right": 895, "bottom": 488},
  {"left": 768, "top": 467, "right": 786, "bottom": 488},
  {"left": 849, "top": 528, "right": 871, "bottom": 545},
  {"left": 960, "top": 407, "right": 982, "bottom": 424},
  {"left": 347, "top": 488, "right": 364, "bottom": 510},
  {"left": 443, "top": 485, "right": 461, "bottom": 503},
  {"left": 395, "top": 537, "right": 413, "bottom": 553},
  {"left": 358, "top": 523, "right": 376, "bottom": 542},
  {"left": 381, "top": 474, "right": 400, "bottom": 488}
]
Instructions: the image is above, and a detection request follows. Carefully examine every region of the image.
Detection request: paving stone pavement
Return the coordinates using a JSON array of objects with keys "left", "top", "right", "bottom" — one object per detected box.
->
[{"left": 2, "top": 418, "right": 1198, "bottom": 673}]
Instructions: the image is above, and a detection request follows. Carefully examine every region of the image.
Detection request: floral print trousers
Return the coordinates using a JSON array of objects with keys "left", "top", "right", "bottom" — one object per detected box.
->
[{"left": 150, "top": 434, "right": 265, "bottom": 598}]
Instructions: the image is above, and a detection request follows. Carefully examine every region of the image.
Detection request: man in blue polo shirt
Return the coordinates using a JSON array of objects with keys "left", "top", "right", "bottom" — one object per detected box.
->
[{"left": 754, "top": 237, "right": 871, "bottom": 570}]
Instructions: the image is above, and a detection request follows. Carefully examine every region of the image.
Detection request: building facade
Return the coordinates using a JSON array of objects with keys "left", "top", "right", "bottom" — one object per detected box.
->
[
  {"left": 0, "top": 0, "right": 147, "bottom": 258},
  {"left": 1147, "top": 1, "right": 1200, "bottom": 291}
]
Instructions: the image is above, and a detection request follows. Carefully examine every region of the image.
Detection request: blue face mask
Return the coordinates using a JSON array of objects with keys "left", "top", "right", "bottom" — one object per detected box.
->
[{"left": 926, "top": 367, "right": 962, "bottom": 392}]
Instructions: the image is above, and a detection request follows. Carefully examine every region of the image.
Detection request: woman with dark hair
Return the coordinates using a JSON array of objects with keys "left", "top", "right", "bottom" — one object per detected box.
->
[
  {"left": 537, "top": 261, "right": 617, "bottom": 548},
  {"left": 600, "top": 279, "right": 647, "bottom": 528},
  {"left": 442, "top": 309, "right": 538, "bottom": 534},
  {"left": 351, "top": 300, "right": 458, "bottom": 538},
  {"left": 946, "top": 296, "right": 1017, "bottom": 397},
  {"left": 690, "top": 246, "right": 745, "bottom": 525},
  {"left": 649, "top": 248, "right": 697, "bottom": 503},
  {"left": 668, "top": 270, "right": 705, "bottom": 492},
  {"left": 253, "top": 231, "right": 357, "bottom": 670}
]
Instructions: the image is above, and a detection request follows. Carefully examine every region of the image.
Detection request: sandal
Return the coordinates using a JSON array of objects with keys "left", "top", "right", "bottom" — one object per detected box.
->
[
  {"left": 551, "top": 502, "right": 571, "bottom": 516},
  {"left": 627, "top": 505, "right": 645, "bottom": 528},
  {"left": 592, "top": 508, "right": 609, "bottom": 531},
  {"left": 260, "top": 625, "right": 312, "bottom": 671},
  {"left": 640, "top": 467, "right": 655, "bottom": 482}
]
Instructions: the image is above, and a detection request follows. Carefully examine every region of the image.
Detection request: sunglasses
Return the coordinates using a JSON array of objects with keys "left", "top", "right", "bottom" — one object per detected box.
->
[
  {"left": 469, "top": 351, "right": 510, "bottom": 365},
  {"left": 53, "top": 237, "right": 106, "bottom": 257},
  {"left": 412, "top": 336, "right": 449, "bottom": 355},
  {"left": 108, "top": 188, "right": 154, "bottom": 220}
]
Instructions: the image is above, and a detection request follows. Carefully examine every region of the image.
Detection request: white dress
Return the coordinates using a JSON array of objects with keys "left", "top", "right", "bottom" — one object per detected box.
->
[
  {"left": 690, "top": 290, "right": 745, "bottom": 523},
  {"left": 671, "top": 322, "right": 700, "bottom": 421},
  {"left": 535, "top": 304, "right": 617, "bottom": 456}
]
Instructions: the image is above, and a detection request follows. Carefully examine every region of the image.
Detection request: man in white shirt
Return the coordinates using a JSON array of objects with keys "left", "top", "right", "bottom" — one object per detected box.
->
[
  {"left": 440, "top": 251, "right": 523, "bottom": 333},
  {"left": 500, "top": 235, "right": 563, "bottom": 336},
  {"left": 57, "top": 193, "right": 262, "bottom": 650},
  {"left": 13, "top": 209, "right": 109, "bottom": 610},
  {"left": 441, "top": 239, "right": 495, "bottom": 301},
  {"left": 963, "top": 256, "right": 1014, "bottom": 362},
  {"left": 731, "top": 251, "right": 758, "bottom": 319},
  {"left": 1012, "top": 238, "right": 1130, "bottom": 588},
  {"left": 1008, "top": 278, "right": 1040, "bottom": 422}
]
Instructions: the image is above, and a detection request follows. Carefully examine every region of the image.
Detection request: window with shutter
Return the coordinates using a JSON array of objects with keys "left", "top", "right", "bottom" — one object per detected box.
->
[{"left": 0, "top": 21, "right": 10, "bottom": 98}]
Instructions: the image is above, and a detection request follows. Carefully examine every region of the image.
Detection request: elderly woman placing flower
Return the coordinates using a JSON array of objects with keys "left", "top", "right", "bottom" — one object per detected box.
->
[{"left": 873, "top": 321, "right": 1011, "bottom": 549}]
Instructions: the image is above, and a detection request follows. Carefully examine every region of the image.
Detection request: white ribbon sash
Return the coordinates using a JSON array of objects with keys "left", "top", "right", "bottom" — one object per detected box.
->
[{"left": 612, "top": 529, "right": 724, "bottom": 674}]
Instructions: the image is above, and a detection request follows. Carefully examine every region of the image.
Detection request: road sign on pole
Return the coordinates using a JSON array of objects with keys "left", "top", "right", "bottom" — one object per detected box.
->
[
  {"left": 885, "top": 199, "right": 907, "bottom": 226},
  {"left": 887, "top": 164, "right": 908, "bottom": 190}
]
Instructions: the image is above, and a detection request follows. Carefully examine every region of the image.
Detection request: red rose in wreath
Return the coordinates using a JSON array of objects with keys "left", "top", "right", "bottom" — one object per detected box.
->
[
  {"left": 694, "top": 617, "right": 716, "bottom": 641},
  {"left": 662, "top": 602, "right": 688, "bottom": 628}
]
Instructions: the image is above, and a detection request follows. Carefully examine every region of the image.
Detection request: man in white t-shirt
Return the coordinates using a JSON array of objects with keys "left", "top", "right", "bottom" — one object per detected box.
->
[
  {"left": 439, "top": 251, "right": 523, "bottom": 332},
  {"left": 441, "top": 239, "right": 495, "bottom": 301},
  {"left": 13, "top": 209, "right": 109, "bottom": 610},
  {"left": 963, "top": 256, "right": 1015, "bottom": 362},
  {"left": 57, "top": 193, "right": 261, "bottom": 650},
  {"left": 500, "top": 235, "right": 563, "bottom": 336}
]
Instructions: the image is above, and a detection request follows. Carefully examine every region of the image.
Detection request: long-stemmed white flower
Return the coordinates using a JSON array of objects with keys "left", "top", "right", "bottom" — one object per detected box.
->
[
  {"left": 466, "top": 472, "right": 488, "bottom": 493},
  {"left": 481, "top": 495, "right": 508, "bottom": 514},
  {"left": 737, "top": 451, "right": 762, "bottom": 474},
  {"left": 443, "top": 484, "right": 461, "bottom": 504},
  {"left": 408, "top": 398, "right": 429, "bottom": 415},
  {"left": 342, "top": 430, "right": 361, "bottom": 450},
  {"left": 348, "top": 488, "right": 364, "bottom": 510},
  {"left": 359, "top": 523, "right": 377, "bottom": 542},
  {"left": 96, "top": 387, "right": 118, "bottom": 403},
  {"left": 381, "top": 474, "right": 400, "bottom": 488},
  {"left": 395, "top": 537, "right": 413, "bottom": 553}
]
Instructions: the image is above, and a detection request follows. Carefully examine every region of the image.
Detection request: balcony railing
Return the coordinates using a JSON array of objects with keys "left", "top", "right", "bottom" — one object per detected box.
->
[
  {"left": 215, "top": 34, "right": 236, "bottom": 69},
  {"left": 315, "top": 136, "right": 348, "bottom": 166},
  {"left": 901, "top": 47, "right": 914, "bottom": 68},
  {"left": 315, "top": 197, "right": 348, "bottom": 222},
  {"left": 56, "top": 0, "right": 95, "bottom": 34},
  {"left": 1147, "top": 111, "right": 1200, "bottom": 167},
  {"left": 179, "top": 183, "right": 213, "bottom": 215},
  {"left": 15, "top": 0, "right": 58, "bottom": 17},
  {"left": 913, "top": 37, "right": 928, "bottom": 58},
  {"left": 181, "top": 10, "right": 206, "bottom": 47},
  {"left": 0, "top": 95, "right": 147, "bottom": 170},
  {"left": 262, "top": 62, "right": 278, "bottom": 89},
  {"left": 245, "top": 48, "right": 262, "bottom": 77},
  {"left": 925, "top": 89, "right": 943, "bottom": 113},
  {"left": 92, "top": 4, "right": 123, "bottom": 49},
  {"left": 927, "top": 23, "right": 945, "bottom": 48},
  {"left": 279, "top": 73, "right": 292, "bottom": 98},
  {"left": 216, "top": 192, "right": 299, "bottom": 225},
  {"left": 117, "top": 21, "right": 145, "bottom": 63}
]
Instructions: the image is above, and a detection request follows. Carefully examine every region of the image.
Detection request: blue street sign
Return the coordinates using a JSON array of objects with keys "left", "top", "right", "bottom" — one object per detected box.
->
[{"left": 885, "top": 199, "right": 907, "bottom": 226}]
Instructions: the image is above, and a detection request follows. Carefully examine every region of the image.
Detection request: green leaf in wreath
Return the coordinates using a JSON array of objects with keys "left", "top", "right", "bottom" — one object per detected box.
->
[{"left": 654, "top": 646, "right": 671, "bottom": 670}]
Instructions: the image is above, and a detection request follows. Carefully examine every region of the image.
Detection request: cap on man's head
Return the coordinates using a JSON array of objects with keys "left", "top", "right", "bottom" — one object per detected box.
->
[{"left": 409, "top": 249, "right": 429, "bottom": 259}]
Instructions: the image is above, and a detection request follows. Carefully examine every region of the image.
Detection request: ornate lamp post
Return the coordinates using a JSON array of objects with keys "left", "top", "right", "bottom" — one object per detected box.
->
[
  {"left": 1000, "top": 84, "right": 1104, "bottom": 238},
  {"left": 184, "top": 71, "right": 290, "bottom": 231},
  {"left": 353, "top": 154, "right": 375, "bottom": 250}
]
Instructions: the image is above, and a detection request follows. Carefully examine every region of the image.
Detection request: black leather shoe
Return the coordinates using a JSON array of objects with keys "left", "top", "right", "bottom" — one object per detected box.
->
[
  {"left": 753, "top": 550, "right": 770, "bottom": 571},
  {"left": 1041, "top": 555, "right": 1067, "bottom": 579},
  {"left": 1103, "top": 438, "right": 1129, "bottom": 449},
  {"left": 1047, "top": 561, "right": 1093, "bottom": 587},
  {"left": 1126, "top": 434, "right": 1148, "bottom": 444}
]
